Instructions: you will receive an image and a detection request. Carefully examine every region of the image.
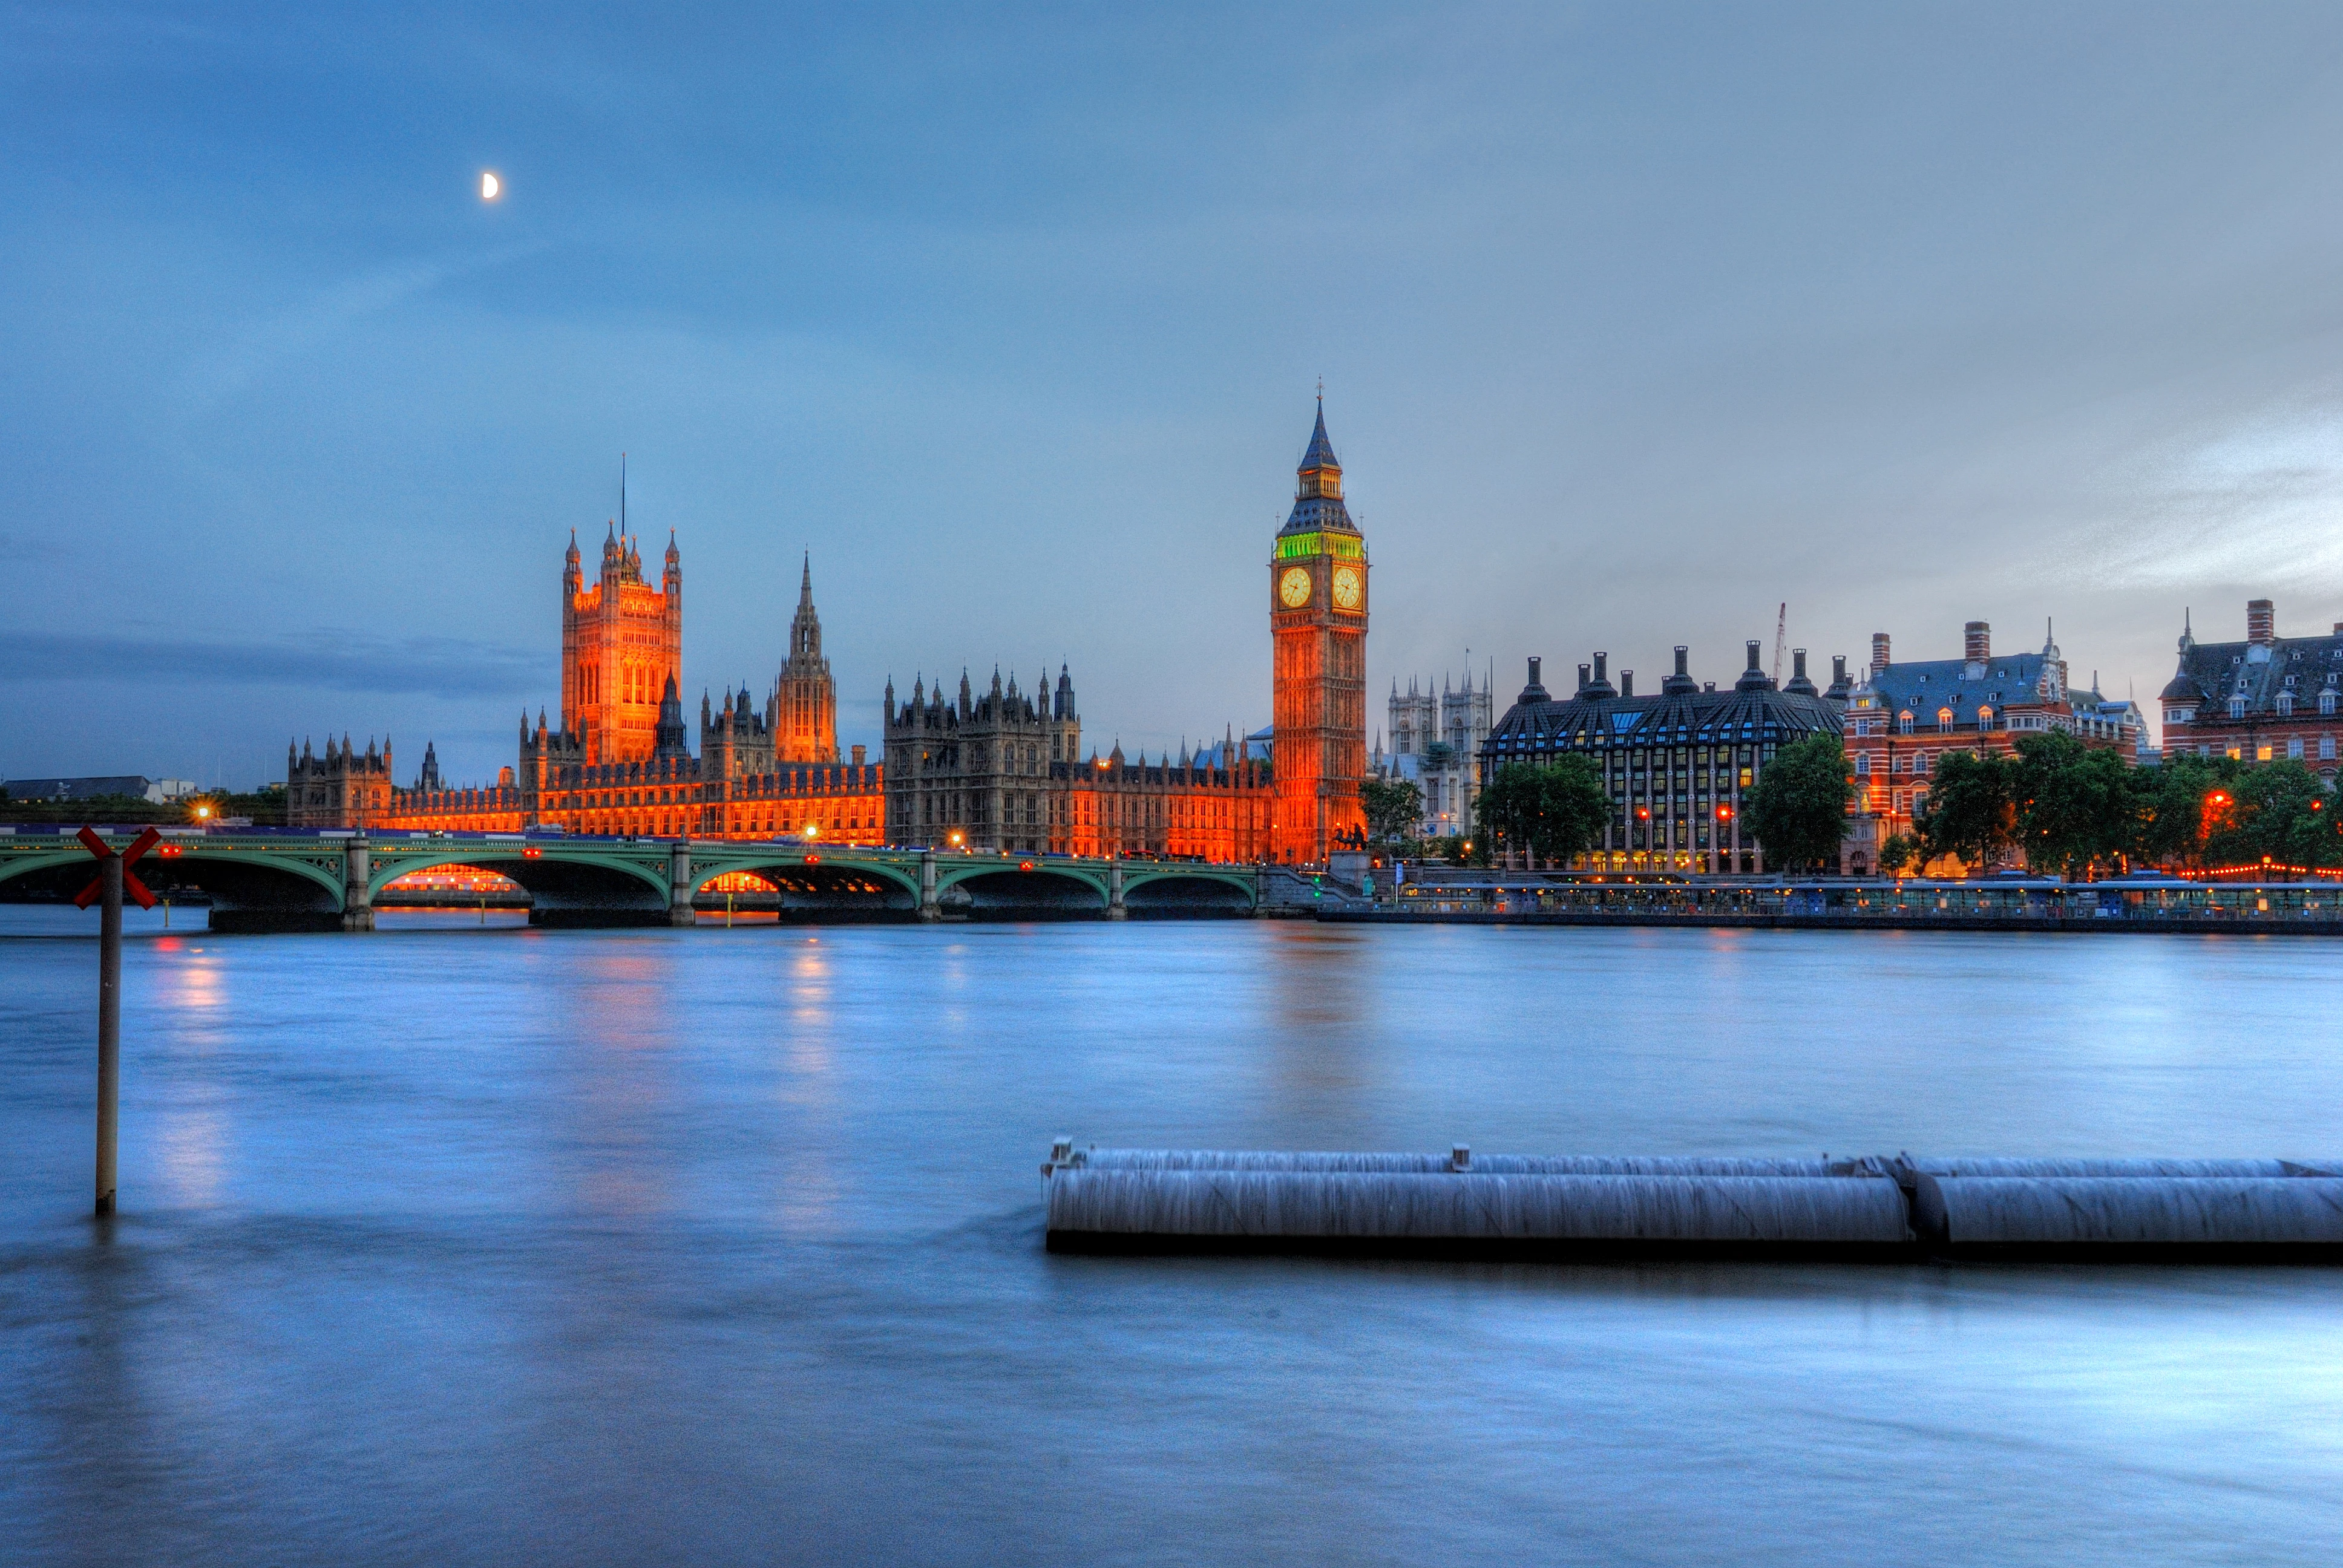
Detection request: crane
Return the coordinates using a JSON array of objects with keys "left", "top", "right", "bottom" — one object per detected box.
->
[{"left": 1771, "top": 602, "right": 1787, "bottom": 685}]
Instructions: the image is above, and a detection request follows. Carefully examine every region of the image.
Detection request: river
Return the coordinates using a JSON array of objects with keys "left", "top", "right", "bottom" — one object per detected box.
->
[{"left": 4, "top": 910, "right": 2339, "bottom": 1564}]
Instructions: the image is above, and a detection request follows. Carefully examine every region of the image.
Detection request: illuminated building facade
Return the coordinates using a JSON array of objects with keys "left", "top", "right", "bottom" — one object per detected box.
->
[
  {"left": 882, "top": 666, "right": 1271, "bottom": 860},
  {"left": 2158, "top": 599, "right": 2343, "bottom": 785},
  {"left": 292, "top": 528, "right": 886, "bottom": 840},
  {"left": 1844, "top": 619, "right": 2142, "bottom": 853},
  {"left": 1479, "top": 644, "right": 1844, "bottom": 874},
  {"left": 773, "top": 554, "right": 840, "bottom": 763},
  {"left": 562, "top": 524, "right": 683, "bottom": 765},
  {"left": 1270, "top": 401, "right": 1369, "bottom": 863}
]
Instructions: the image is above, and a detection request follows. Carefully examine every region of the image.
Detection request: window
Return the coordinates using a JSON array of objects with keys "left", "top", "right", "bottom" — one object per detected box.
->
[
  {"left": 1936, "top": 708, "right": 1953, "bottom": 734},
  {"left": 1976, "top": 707, "right": 1993, "bottom": 732},
  {"left": 2324, "top": 693, "right": 2336, "bottom": 717},
  {"left": 2289, "top": 737, "right": 2304, "bottom": 759},
  {"left": 1915, "top": 752, "right": 1931, "bottom": 775},
  {"left": 2325, "top": 736, "right": 2337, "bottom": 761},
  {"left": 2278, "top": 693, "right": 2295, "bottom": 716},
  {"left": 1898, "top": 712, "right": 1915, "bottom": 736},
  {"left": 1855, "top": 754, "right": 1871, "bottom": 775},
  {"left": 2230, "top": 697, "right": 2247, "bottom": 719}
]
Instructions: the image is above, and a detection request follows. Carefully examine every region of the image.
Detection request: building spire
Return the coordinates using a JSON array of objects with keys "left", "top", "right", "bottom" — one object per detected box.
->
[{"left": 799, "top": 550, "right": 813, "bottom": 606}]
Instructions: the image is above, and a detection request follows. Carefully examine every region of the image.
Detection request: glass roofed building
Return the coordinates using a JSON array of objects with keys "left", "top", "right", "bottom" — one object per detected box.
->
[{"left": 1479, "top": 641, "right": 1846, "bottom": 874}]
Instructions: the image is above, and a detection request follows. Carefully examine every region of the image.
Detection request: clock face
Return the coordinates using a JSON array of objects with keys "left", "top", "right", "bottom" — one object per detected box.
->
[
  {"left": 1277, "top": 566, "right": 1313, "bottom": 608},
  {"left": 1331, "top": 565, "right": 1363, "bottom": 610}
]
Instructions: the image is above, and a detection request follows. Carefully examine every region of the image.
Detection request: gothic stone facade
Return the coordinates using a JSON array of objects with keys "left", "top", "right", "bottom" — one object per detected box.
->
[
  {"left": 291, "top": 533, "right": 885, "bottom": 841},
  {"left": 882, "top": 667, "right": 1271, "bottom": 861}
]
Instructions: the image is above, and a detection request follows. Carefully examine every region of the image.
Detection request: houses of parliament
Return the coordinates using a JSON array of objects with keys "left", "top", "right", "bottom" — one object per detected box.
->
[{"left": 287, "top": 403, "right": 1370, "bottom": 864}]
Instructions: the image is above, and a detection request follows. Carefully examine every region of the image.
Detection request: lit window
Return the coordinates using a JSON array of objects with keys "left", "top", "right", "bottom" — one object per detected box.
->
[
  {"left": 1977, "top": 707, "right": 1993, "bottom": 732},
  {"left": 1898, "top": 712, "right": 1914, "bottom": 736},
  {"left": 1937, "top": 708, "right": 1953, "bottom": 733}
]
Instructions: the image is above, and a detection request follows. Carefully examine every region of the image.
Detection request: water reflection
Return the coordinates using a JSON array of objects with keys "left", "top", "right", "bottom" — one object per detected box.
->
[{"left": 5, "top": 923, "right": 2343, "bottom": 1565}]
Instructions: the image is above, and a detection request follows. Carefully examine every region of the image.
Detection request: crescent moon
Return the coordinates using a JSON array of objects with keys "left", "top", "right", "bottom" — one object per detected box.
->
[{"left": 480, "top": 171, "right": 501, "bottom": 201}]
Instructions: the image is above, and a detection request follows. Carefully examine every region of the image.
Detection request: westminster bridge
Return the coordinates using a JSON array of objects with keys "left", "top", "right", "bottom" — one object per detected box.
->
[{"left": 0, "top": 827, "right": 1299, "bottom": 930}]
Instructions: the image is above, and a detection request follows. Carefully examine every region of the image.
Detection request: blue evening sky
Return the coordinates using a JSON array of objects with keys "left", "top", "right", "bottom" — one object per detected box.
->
[{"left": 7, "top": 3, "right": 2343, "bottom": 788}]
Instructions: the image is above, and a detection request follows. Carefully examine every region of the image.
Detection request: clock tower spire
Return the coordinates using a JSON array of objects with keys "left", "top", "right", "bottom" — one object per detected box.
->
[{"left": 1269, "top": 396, "right": 1369, "bottom": 864}]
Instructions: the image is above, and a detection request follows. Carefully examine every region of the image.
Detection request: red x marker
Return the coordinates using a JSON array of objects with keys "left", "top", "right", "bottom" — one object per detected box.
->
[{"left": 75, "top": 826, "right": 161, "bottom": 911}]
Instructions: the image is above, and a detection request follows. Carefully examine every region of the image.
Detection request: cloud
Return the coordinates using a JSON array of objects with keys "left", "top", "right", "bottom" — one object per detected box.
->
[{"left": 2, "top": 629, "right": 538, "bottom": 699}]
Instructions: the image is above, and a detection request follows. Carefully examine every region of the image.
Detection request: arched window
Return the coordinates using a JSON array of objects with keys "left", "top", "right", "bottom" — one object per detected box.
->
[
  {"left": 1976, "top": 707, "right": 1993, "bottom": 732},
  {"left": 1936, "top": 707, "right": 1954, "bottom": 733},
  {"left": 2230, "top": 696, "right": 2247, "bottom": 719},
  {"left": 1898, "top": 711, "right": 1915, "bottom": 736},
  {"left": 1915, "top": 751, "right": 1932, "bottom": 775}
]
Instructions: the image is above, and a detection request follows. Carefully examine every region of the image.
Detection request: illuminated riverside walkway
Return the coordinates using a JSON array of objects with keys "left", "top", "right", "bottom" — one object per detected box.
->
[
  {"left": 0, "top": 828, "right": 1268, "bottom": 930},
  {"left": 1342, "top": 872, "right": 2343, "bottom": 933}
]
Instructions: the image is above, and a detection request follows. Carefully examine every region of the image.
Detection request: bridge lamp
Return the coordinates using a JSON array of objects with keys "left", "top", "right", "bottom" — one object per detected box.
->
[{"left": 805, "top": 823, "right": 820, "bottom": 839}]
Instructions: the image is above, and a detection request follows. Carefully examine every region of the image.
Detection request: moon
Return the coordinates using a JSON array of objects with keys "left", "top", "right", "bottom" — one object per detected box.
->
[{"left": 480, "top": 171, "right": 501, "bottom": 201}]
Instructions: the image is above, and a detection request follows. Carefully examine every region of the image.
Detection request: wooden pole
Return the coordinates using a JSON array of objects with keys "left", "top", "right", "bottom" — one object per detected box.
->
[{"left": 96, "top": 851, "right": 122, "bottom": 1216}]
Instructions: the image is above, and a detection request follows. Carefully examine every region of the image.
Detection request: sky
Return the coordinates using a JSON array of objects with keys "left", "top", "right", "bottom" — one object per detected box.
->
[{"left": 8, "top": 2, "right": 2343, "bottom": 789}]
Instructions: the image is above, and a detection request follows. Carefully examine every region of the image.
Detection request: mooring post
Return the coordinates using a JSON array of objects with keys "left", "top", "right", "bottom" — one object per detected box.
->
[
  {"left": 668, "top": 841, "right": 695, "bottom": 927},
  {"left": 95, "top": 851, "right": 122, "bottom": 1216},
  {"left": 919, "top": 849, "right": 940, "bottom": 921},
  {"left": 342, "top": 837, "right": 375, "bottom": 932}
]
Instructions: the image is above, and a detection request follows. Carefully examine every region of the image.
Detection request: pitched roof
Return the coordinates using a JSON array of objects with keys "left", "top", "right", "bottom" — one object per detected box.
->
[
  {"left": 1849, "top": 654, "right": 2062, "bottom": 725},
  {"left": 2166, "top": 631, "right": 2343, "bottom": 716}
]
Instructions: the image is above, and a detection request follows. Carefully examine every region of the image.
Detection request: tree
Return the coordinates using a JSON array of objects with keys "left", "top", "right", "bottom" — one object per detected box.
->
[
  {"left": 1915, "top": 748, "right": 2014, "bottom": 872},
  {"left": 1742, "top": 734, "right": 1852, "bottom": 872},
  {"left": 1878, "top": 834, "right": 1915, "bottom": 876},
  {"left": 1361, "top": 776, "right": 1423, "bottom": 844},
  {"left": 1474, "top": 757, "right": 1611, "bottom": 863},
  {"left": 2130, "top": 751, "right": 2234, "bottom": 869},
  {"left": 2229, "top": 760, "right": 2343, "bottom": 869},
  {"left": 2011, "top": 731, "right": 2135, "bottom": 879}
]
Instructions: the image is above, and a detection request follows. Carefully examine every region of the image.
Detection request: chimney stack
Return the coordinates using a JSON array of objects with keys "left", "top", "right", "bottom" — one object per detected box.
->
[
  {"left": 1620, "top": 670, "right": 1634, "bottom": 697},
  {"left": 1528, "top": 656, "right": 1542, "bottom": 688},
  {"left": 1594, "top": 652, "right": 1608, "bottom": 684},
  {"left": 1832, "top": 654, "right": 1847, "bottom": 685},
  {"left": 1964, "top": 621, "right": 1991, "bottom": 664},
  {"left": 1576, "top": 662, "right": 1590, "bottom": 693},
  {"left": 1674, "top": 646, "right": 1689, "bottom": 678},
  {"left": 2248, "top": 599, "right": 2275, "bottom": 645},
  {"left": 851, "top": 744, "right": 867, "bottom": 768},
  {"left": 1870, "top": 632, "right": 1891, "bottom": 676},
  {"left": 1745, "top": 639, "right": 1763, "bottom": 672}
]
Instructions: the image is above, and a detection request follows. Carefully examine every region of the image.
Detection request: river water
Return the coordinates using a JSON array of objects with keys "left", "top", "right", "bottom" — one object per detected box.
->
[{"left": 4, "top": 909, "right": 2341, "bottom": 1564}]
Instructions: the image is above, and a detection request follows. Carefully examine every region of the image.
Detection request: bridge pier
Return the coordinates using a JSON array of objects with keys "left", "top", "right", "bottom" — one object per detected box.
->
[
  {"left": 668, "top": 842, "right": 696, "bottom": 927},
  {"left": 919, "top": 849, "right": 941, "bottom": 921},
  {"left": 1106, "top": 858, "right": 1127, "bottom": 920},
  {"left": 342, "top": 838, "right": 375, "bottom": 932}
]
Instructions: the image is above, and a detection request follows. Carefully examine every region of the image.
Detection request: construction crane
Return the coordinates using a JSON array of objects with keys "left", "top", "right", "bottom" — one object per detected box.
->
[{"left": 1771, "top": 602, "right": 1787, "bottom": 685}]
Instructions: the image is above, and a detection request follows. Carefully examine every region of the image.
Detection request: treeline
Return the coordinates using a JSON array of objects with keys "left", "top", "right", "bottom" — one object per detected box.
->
[
  {"left": 0, "top": 785, "right": 286, "bottom": 826},
  {"left": 1902, "top": 731, "right": 2341, "bottom": 877}
]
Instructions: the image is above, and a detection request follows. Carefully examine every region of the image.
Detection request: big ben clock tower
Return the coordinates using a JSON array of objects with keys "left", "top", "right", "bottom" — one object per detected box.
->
[{"left": 1270, "top": 398, "right": 1369, "bottom": 864}]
